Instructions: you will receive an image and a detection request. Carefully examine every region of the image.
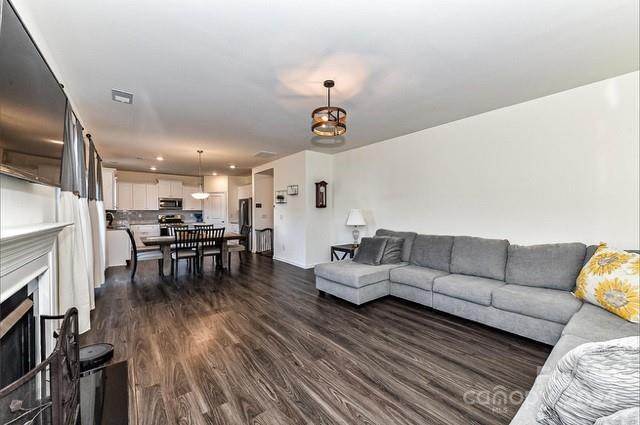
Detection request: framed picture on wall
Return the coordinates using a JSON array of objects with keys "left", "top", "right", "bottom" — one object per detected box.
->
[
  {"left": 275, "top": 190, "right": 287, "bottom": 204},
  {"left": 287, "top": 185, "right": 299, "bottom": 196}
]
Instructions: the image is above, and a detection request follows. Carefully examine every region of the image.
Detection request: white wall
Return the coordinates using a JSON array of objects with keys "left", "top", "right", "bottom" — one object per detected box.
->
[
  {"left": 304, "top": 151, "right": 334, "bottom": 267},
  {"left": 252, "top": 150, "right": 334, "bottom": 268},
  {"left": 254, "top": 152, "right": 307, "bottom": 267},
  {"left": 332, "top": 72, "right": 640, "bottom": 249},
  {"left": 253, "top": 173, "right": 274, "bottom": 230},
  {"left": 0, "top": 175, "right": 58, "bottom": 227},
  {"left": 238, "top": 184, "right": 252, "bottom": 199}
]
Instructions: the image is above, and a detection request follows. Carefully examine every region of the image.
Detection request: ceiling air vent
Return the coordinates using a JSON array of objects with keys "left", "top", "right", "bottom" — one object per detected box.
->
[
  {"left": 111, "top": 89, "right": 133, "bottom": 104},
  {"left": 254, "top": 151, "right": 277, "bottom": 159}
]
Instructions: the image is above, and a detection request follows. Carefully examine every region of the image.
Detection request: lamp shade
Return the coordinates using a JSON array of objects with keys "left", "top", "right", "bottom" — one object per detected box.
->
[{"left": 346, "top": 209, "right": 366, "bottom": 226}]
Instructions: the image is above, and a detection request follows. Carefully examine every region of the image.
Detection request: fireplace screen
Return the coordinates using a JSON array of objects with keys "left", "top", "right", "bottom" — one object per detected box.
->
[{"left": 0, "top": 308, "right": 80, "bottom": 425}]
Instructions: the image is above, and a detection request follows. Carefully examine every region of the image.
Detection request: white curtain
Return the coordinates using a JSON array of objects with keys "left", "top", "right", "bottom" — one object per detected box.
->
[
  {"left": 89, "top": 140, "right": 106, "bottom": 287},
  {"left": 78, "top": 198, "right": 95, "bottom": 308},
  {"left": 57, "top": 192, "right": 92, "bottom": 333},
  {"left": 90, "top": 200, "right": 106, "bottom": 287},
  {"left": 57, "top": 104, "right": 94, "bottom": 333},
  {"left": 75, "top": 119, "right": 95, "bottom": 308}
]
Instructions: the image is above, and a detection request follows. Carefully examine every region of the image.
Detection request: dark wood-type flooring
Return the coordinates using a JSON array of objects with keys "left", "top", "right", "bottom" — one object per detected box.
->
[{"left": 81, "top": 254, "right": 551, "bottom": 425}]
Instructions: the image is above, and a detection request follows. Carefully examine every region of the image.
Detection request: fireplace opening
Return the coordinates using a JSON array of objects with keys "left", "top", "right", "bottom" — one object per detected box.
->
[{"left": 0, "top": 287, "right": 36, "bottom": 388}]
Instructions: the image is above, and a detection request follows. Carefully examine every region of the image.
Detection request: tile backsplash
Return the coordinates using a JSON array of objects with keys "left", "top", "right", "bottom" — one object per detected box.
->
[{"left": 107, "top": 209, "right": 203, "bottom": 224}]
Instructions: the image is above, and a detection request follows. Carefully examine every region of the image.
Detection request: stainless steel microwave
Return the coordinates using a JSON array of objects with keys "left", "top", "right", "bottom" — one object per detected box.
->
[{"left": 158, "top": 198, "right": 183, "bottom": 210}]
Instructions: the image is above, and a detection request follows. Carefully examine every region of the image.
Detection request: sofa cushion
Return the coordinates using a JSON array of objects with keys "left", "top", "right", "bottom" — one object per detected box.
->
[
  {"left": 389, "top": 265, "right": 448, "bottom": 291},
  {"left": 509, "top": 374, "right": 550, "bottom": 425},
  {"left": 595, "top": 407, "right": 640, "bottom": 425},
  {"left": 409, "top": 234, "right": 454, "bottom": 272},
  {"left": 492, "top": 284, "right": 582, "bottom": 324},
  {"left": 562, "top": 303, "right": 640, "bottom": 342},
  {"left": 432, "top": 274, "right": 504, "bottom": 306},
  {"left": 537, "top": 336, "right": 640, "bottom": 425},
  {"left": 375, "top": 229, "right": 417, "bottom": 262},
  {"left": 450, "top": 236, "right": 509, "bottom": 280},
  {"left": 314, "top": 260, "right": 405, "bottom": 288},
  {"left": 353, "top": 237, "right": 387, "bottom": 265},
  {"left": 505, "top": 242, "right": 586, "bottom": 290},
  {"left": 375, "top": 236, "right": 404, "bottom": 264},
  {"left": 539, "top": 334, "right": 590, "bottom": 376}
]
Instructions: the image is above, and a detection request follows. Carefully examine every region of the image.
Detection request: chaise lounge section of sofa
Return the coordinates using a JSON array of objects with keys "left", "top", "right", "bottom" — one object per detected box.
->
[{"left": 314, "top": 229, "right": 640, "bottom": 424}]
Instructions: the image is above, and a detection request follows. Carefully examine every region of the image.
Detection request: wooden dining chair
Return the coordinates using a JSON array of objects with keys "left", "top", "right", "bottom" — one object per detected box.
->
[
  {"left": 198, "top": 226, "right": 225, "bottom": 271},
  {"left": 171, "top": 228, "right": 200, "bottom": 275},
  {"left": 125, "top": 228, "right": 163, "bottom": 279},
  {"left": 166, "top": 224, "right": 188, "bottom": 237},
  {"left": 227, "top": 225, "right": 251, "bottom": 266}
]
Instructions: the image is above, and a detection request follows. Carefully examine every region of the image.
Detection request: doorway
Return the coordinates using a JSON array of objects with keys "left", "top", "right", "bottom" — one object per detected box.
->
[{"left": 253, "top": 169, "right": 274, "bottom": 256}]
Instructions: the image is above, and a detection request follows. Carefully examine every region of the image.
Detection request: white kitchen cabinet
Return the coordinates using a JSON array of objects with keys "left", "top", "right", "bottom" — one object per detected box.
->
[
  {"left": 182, "top": 185, "right": 203, "bottom": 210},
  {"left": 146, "top": 184, "right": 158, "bottom": 210},
  {"left": 102, "top": 167, "right": 116, "bottom": 210},
  {"left": 129, "top": 224, "right": 160, "bottom": 248},
  {"left": 132, "top": 183, "right": 147, "bottom": 210},
  {"left": 158, "top": 179, "right": 183, "bottom": 198},
  {"left": 106, "top": 229, "right": 130, "bottom": 267},
  {"left": 116, "top": 182, "right": 133, "bottom": 210},
  {"left": 117, "top": 182, "right": 159, "bottom": 210},
  {"left": 171, "top": 181, "right": 183, "bottom": 198},
  {"left": 157, "top": 180, "right": 171, "bottom": 198}
]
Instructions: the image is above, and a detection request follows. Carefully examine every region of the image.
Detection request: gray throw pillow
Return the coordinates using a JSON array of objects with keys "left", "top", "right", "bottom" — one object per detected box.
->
[
  {"left": 375, "top": 236, "right": 404, "bottom": 264},
  {"left": 353, "top": 237, "right": 387, "bottom": 266},
  {"left": 595, "top": 407, "right": 640, "bottom": 425},
  {"left": 537, "top": 336, "right": 640, "bottom": 425}
]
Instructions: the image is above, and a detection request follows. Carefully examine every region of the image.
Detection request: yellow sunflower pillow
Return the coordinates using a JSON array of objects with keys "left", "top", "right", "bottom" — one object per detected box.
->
[{"left": 575, "top": 244, "right": 640, "bottom": 323}]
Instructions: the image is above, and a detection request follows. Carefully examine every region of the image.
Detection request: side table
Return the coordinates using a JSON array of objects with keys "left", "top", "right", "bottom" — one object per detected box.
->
[{"left": 331, "top": 244, "right": 357, "bottom": 261}]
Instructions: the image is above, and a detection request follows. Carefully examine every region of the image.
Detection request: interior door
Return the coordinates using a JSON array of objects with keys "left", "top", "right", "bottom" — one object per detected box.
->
[{"left": 203, "top": 193, "right": 226, "bottom": 226}]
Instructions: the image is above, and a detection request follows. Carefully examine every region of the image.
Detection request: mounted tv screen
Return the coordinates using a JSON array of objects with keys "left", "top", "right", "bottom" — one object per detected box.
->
[{"left": 0, "top": 0, "right": 67, "bottom": 187}]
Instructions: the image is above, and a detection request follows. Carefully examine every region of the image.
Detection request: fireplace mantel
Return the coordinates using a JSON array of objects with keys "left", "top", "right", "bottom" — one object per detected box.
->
[{"left": 0, "top": 222, "right": 71, "bottom": 303}]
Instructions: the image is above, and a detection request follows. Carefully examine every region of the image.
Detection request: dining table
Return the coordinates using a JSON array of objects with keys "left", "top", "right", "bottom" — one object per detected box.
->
[{"left": 140, "top": 231, "right": 245, "bottom": 276}]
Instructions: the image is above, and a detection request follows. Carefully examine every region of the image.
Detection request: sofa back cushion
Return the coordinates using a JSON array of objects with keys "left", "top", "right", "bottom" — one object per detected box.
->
[
  {"left": 375, "top": 229, "right": 417, "bottom": 262},
  {"left": 450, "top": 236, "right": 509, "bottom": 280},
  {"left": 505, "top": 243, "right": 586, "bottom": 290},
  {"left": 409, "top": 234, "right": 454, "bottom": 272},
  {"left": 353, "top": 237, "right": 387, "bottom": 266},
  {"left": 374, "top": 236, "right": 404, "bottom": 264}
]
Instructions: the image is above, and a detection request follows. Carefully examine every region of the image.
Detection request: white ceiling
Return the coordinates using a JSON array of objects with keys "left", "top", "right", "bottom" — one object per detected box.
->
[{"left": 11, "top": 0, "right": 640, "bottom": 176}]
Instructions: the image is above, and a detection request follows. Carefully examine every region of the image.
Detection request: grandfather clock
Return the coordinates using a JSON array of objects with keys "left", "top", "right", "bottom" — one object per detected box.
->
[{"left": 315, "top": 181, "right": 327, "bottom": 208}]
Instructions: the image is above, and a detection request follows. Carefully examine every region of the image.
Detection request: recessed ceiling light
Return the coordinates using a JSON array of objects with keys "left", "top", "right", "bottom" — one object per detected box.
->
[
  {"left": 111, "top": 89, "right": 133, "bottom": 104},
  {"left": 150, "top": 166, "right": 157, "bottom": 171},
  {"left": 212, "top": 172, "right": 218, "bottom": 176},
  {"left": 156, "top": 156, "right": 164, "bottom": 161},
  {"left": 229, "top": 165, "right": 236, "bottom": 169}
]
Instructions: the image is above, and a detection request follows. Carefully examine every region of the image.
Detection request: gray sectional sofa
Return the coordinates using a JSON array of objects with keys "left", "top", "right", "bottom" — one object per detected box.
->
[{"left": 314, "top": 230, "right": 640, "bottom": 425}]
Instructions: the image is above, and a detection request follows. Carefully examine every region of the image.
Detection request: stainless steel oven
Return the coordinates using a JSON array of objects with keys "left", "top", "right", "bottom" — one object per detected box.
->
[{"left": 158, "top": 198, "right": 183, "bottom": 210}]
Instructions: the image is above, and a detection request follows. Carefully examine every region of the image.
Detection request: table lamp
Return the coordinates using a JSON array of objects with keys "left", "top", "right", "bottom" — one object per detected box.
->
[{"left": 346, "top": 209, "right": 366, "bottom": 246}]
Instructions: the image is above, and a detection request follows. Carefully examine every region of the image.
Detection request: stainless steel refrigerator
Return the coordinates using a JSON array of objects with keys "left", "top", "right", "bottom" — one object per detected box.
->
[{"left": 239, "top": 197, "right": 252, "bottom": 249}]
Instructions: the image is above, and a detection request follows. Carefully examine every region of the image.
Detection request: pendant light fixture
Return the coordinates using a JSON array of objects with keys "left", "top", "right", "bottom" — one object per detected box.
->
[
  {"left": 311, "top": 80, "right": 346, "bottom": 137},
  {"left": 191, "top": 150, "right": 210, "bottom": 200}
]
